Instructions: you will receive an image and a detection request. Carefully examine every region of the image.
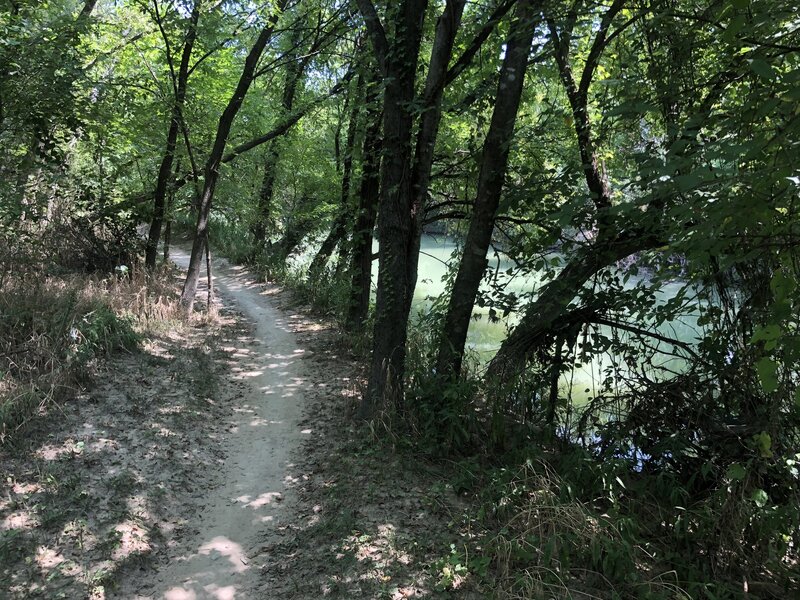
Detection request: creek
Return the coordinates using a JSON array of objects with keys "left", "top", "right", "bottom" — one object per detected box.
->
[
  {"left": 297, "top": 233, "right": 702, "bottom": 403},
  {"left": 406, "top": 234, "right": 701, "bottom": 402}
]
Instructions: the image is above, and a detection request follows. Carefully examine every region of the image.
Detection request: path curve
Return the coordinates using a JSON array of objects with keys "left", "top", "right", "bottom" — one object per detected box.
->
[{"left": 133, "top": 249, "right": 309, "bottom": 600}]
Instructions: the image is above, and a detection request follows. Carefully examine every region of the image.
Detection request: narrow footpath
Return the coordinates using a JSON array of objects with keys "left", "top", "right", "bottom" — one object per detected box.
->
[{"left": 131, "top": 249, "right": 311, "bottom": 600}]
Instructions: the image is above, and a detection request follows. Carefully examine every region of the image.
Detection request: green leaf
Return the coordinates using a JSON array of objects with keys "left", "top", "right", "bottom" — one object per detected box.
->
[
  {"left": 751, "top": 488, "right": 768, "bottom": 508},
  {"left": 726, "top": 463, "right": 746, "bottom": 480},
  {"left": 770, "top": 270, "right": 796, "bottom": 302},
  {"left": 751, "top": 324, "right": 781, "bottom": 344},
  {"left": 750, "top": 59, "right": 777, "bottom": 81},
  {"left": 755, "top": 357, "right": 779, "bottom": 393},
  {"left": 752, "top": 431, "right": 773, "bottom": 458}
]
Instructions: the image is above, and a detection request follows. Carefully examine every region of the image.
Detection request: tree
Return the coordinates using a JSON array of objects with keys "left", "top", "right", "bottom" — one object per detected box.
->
[
  {"left": 144, "top": 0, "right": 201, "bottom": 269},
  {"left": 356, "top": 0, "right": 430, "bottom": 413},
  {"left": 180, "top": 0, "right": 288, "bottom": 311},
  {"left": 356, "top": 0, "right": 515, "bottom": 414},
  {"left": 249, "top": 7, "right": 348, "bottom": 255},
  {"left": 307, "top": 66, "right": 365, "bottom": 277},
  {"left": 434, "top": 0, "right": 538, "bottom": 380},
  {"left": 345, "top": 65, "right": 382, "bottom": 330},
  {"left": 488, "top": 0, "right": 656, "bottom": 379}
]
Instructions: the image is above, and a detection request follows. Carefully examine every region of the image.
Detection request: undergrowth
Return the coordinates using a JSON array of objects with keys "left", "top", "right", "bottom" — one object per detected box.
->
[
  {"left": 0, "top": 265, "right": 184, "bottom": 443},
  {"left": 371, "top": 328, "right": 799, "bottom": 599}
]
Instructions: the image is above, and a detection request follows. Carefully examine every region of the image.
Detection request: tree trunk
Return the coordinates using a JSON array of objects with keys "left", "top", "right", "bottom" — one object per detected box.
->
[
  {"left": 79, "top": 0, "right": 98, "bottom": 20},
  {"left": 205, "top": 240, "right": 213, "bottom": 309},
  {"left": 308, "top": 72, "right": 364, "bottom": 277},
  {"left": 145, "top": 0, "right": 201, "bottom": 269},
  {"left": 548, "top": 20, "right": 612, "bottom": 213},
  {"left": 251, "top": 27, "right": 309, "bottom": 254},
  {"left": 404, "top": 0, "right": 467, "bottom": 316},
  {"left": 346, "top": 74, "right": 382, "bottom": 331},
  {"left": 163, "top": 218, "right": 172, "bottom": 263},
  {"left": 180, "top": 1, "right": 287, "bottom": 311},
  {"left": 162, "top": 159, "right": 180, "bottom": 263},
  {"left": 357, "top": 0, "right": 429, "bottom": 415},
  {"left": 488, "top": 234, "right": 662, "bottom": 380},
  {"left": 435, "top": 0, "right": 538, "bottom": 380},
  {"left": 251, "top": 143, "right": 279, "bottom": 251}
]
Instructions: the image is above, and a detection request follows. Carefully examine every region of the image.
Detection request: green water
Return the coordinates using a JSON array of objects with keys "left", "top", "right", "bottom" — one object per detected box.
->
[
  {"left": 405, "top": 235, "right": 701, "bottom": 401},
  {"left": 296, "top": 233, "right": 700, "bottom": 400}
]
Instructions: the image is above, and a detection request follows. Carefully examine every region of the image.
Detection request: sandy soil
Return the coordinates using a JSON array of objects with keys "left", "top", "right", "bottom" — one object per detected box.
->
[{"left": 123, "top": 250, "right": 315, "bottom": 599}]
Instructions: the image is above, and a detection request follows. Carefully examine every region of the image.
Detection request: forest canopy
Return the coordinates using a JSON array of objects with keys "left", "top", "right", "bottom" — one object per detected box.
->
[{"left": 2, "top": 0, "right": 799, "bottom": 596}]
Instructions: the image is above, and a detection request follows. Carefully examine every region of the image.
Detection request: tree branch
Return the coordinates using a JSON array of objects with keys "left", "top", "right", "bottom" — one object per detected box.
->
[
  {"left": 354, "top": 0, "right": 388, "bottom": 73},
  {"left": 444, "top": 0, "right": 517, "bottom": 86},
  {"left": 577, "top": 0, "right": 625, "bottom": 98},
  {"left": 221, "top": 67, "right": 354, "bottom": 163},
  {"left": 589, "top": 316, "right": 700, "bottom": 359}
]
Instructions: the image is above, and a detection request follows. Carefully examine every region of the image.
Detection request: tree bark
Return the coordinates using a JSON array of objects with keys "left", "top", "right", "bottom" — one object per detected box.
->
[
  {"left": 346, "top": 73, "right": 382, "bottom": 331},
  {"left": 206, "top": 239, "right": 213, "bottom": 309},
  {"left": 145, "top": 0, "right": 201, "bottom": 269},
  {"left": 79, "top": 0, "right": 98, "bottom": 20},
  {"left": 404, "top": 0, "right": 468, "bottom": 316},
  {"left": 357, "top": 0, "right": 429, "bottom": 415},
  {"left": 308, "top": 72, "right": 364, "bottom": 277},
  {"left": 163, "top": 218, "right": 172, "bottom": 262},
  {"left": 435, "top": 0, "right": 538, "bottom": 380},
  {"left": 180, "top": 1, "right": 287, "bottom": 311},
  {"left": 251, "top": 143, "right": 280, "bottom": 251}
]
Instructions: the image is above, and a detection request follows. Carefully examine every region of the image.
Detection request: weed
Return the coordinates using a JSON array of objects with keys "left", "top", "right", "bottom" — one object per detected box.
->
[{"left": 0, "top": 264, "right": 182, "bottom": 443}]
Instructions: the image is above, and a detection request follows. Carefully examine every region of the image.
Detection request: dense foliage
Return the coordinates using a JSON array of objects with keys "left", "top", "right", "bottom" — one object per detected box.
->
[{"left": 2, "top": 0, "right": 798, "bottom": 596}]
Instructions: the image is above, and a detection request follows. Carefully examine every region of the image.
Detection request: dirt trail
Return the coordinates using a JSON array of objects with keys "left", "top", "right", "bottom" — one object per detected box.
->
[{"left": 132, "top": 249, "right": 311, "bottom": 599}]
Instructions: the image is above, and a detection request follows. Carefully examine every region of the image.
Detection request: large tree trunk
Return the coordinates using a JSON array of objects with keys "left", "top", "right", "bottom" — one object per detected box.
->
[
  {"left": 180, "top": 1, "right": 287, "bottom": 311},
  {"left": 145, "top": 0, "right": 200, "bottom": 269},
  {"left": 345, "top": 74, "right": 382, "bottom": 331},
  {"left": 488, "top": 234, "right": 662, "bottom": 379},
  {"left": 356, "top": 0, "right": 429, "bottom": 415},
  {"left": 435, "top": 0, "right": 538, "bottom": 380},
  {"left": 404, "top": 0, "right": 468, "bottom": 315},
  {"left": 308, "top": 72, "right": 364, "bottom": 277}
]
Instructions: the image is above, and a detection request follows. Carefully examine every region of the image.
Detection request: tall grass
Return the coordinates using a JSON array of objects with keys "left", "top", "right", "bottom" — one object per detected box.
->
[{"left": 0, "top": 265, "right": 183, "bottom": 443}]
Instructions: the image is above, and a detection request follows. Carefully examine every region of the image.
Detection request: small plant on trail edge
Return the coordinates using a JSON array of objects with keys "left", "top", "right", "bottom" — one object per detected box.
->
[{"left": 433, "top": 543, "right": 491, "bottom": 592}]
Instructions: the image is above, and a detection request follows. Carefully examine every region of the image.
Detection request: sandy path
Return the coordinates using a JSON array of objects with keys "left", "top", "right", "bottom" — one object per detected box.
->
[{"left": 133, "top": 249, "right": 310, "bottom": 600}]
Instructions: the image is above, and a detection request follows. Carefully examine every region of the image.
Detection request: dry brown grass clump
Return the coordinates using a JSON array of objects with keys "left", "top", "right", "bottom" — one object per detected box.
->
[{"left": 0, "top": 264, "right": 184, "bottom": 442}]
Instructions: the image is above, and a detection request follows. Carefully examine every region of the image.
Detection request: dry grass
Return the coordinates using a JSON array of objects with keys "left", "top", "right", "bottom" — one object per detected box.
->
[
  {"left": 481, "top": 460, "right": 694, "bottom": 600},
  {"left": 0, "top": 264, "right": 185, "bottom": 443}
]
